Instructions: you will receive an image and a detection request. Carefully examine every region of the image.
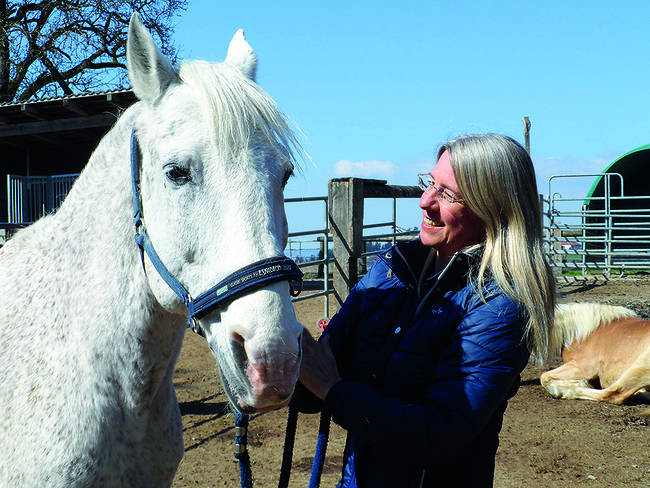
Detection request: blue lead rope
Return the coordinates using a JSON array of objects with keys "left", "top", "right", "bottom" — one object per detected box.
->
[
  {"left": 309, "top": 412, "right": 331, "bottom": 488},
  {"left": 235, "top": 413, "right": 254, "bottom": 488},
  {"left": 276, "top": 407, "right": 331, "bottom": 488},
  {"left": 278, "top": 407, "right": 299, "bottom": 488},
  {"left": 239, "top": 407, "right": 331, "bottom": 488}
]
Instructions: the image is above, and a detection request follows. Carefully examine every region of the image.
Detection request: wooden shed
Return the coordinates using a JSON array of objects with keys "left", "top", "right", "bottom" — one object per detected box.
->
[{"left": 0, "top": 90, "right": 136, "bottom": 223}]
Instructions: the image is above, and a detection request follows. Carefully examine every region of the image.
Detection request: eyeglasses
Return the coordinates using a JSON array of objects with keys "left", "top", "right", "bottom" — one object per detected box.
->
[{"left": 417, "top": 174, "right": 465, "bottom": 208}]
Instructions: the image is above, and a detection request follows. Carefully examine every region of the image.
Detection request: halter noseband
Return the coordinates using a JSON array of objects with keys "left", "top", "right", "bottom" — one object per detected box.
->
[{"left": 130, "top": 128, "right": 303, "bottom": 331}]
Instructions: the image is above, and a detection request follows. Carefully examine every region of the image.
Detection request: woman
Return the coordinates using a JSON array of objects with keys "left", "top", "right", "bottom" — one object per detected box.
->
[{"left": 295, "top": 133, "right": 555, "bottom": 487}]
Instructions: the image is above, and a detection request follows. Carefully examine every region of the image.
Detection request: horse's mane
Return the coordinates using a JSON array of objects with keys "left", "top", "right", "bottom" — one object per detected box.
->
[
  {"left": 548, "top": 302, "right": 638, "bottom": 359},
  {"left": 178, "top": 60, "right": 303, "bottom": 165}
]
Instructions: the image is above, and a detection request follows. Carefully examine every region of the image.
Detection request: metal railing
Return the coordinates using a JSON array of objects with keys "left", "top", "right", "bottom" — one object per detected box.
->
[
  {"left": 285, "top": 196, "right": 331, "bottom": 318},
  {"left": 545, "top": 173, "right": 650, "bottom": 276},
  {"left": 7, "top": 174, "right": 78, "bottom": 224},
  {"left": 285, "top": 190, "right": 420, "bottom": 317}
]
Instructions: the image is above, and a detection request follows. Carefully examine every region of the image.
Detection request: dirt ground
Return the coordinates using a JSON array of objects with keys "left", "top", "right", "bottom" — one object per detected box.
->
[{"left": 171, "top": 275, "right": 650, "bottom": 487}]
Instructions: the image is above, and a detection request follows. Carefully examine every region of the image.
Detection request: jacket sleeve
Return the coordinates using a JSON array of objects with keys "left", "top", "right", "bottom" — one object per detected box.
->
[{"left": 322, "top": 291, "right": 529, "bottom": 465}]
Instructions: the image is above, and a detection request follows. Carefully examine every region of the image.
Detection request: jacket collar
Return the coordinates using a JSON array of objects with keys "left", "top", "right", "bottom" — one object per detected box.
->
[
  {"left": 386, "top": 239, "right": 478, "bottom": 286},
  {"left": 380, "top": 239, "right": 482, "bottom": 318}
]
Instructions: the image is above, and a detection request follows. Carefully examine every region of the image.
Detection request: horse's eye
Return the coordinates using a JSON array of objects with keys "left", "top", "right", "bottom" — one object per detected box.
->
[
  {"left": 281, "top": 168, "right": 293, "bottom": 188},
  {"left": 165, "top": 165, "right": 191, "bottom": 185}
]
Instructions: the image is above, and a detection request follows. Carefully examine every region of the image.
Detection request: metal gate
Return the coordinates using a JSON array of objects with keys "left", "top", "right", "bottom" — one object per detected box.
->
[
  {"left": 544, "top": 173, "right": 650, "bottom": 276},
  {"left": 7, "top": 174, "right": 79, "bottom": 224}
]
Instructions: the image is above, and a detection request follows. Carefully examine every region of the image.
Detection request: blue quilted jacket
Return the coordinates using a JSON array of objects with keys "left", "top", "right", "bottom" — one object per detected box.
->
[{"left": 295, "top": 239, "right": 529, "bottom": 487}]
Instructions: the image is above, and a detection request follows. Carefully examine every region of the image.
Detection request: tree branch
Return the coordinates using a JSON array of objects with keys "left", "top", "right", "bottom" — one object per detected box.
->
[
  {"left": 2, "top": 0, "right": 187, "bottom": 101},
  {"left": 39, "top": 53, "right": 73, "bottom": 95}
]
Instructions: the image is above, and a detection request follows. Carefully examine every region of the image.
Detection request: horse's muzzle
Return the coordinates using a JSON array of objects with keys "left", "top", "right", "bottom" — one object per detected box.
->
[{"left": 225, "top": 334, "right": 302, "bottom": 413}]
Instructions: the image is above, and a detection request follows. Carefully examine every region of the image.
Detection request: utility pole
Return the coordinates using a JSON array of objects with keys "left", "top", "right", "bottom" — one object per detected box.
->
[{"left": 522, "top": 117, "right": 531, "bottom": 154}]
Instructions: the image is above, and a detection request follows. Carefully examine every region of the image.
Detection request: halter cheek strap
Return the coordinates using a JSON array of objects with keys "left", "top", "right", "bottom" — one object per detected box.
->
[{"left": 130, "top": 128, "right": 303, "bottom": 326}]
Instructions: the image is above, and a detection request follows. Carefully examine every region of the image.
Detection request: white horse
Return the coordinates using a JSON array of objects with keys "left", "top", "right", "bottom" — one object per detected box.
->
[{"left": 0, "top": 14, "right": 303, "bottom": 487}]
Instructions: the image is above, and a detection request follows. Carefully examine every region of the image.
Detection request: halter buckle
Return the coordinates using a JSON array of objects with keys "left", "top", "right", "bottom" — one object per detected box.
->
[
  {"left": 290, "top": 279, "right": 303, "bottom": 297},
  {"left": 190, "top": 317, "right": 206, "bottom": 338}
]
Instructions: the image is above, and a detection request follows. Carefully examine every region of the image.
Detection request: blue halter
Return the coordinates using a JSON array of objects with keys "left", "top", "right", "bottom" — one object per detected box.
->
[{"left": 130, "top": 128, "right": 303, "bottom": 330}]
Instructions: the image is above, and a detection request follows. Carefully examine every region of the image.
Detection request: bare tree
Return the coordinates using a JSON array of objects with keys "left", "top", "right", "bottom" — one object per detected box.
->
[{"left": 0, "top": 0, "right": 187, "bottom": 102}]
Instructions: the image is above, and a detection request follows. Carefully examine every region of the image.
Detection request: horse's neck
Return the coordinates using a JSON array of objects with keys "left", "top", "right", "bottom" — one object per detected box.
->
[{"left": 7, "top": 108, "right": 181, "bottom": 356}]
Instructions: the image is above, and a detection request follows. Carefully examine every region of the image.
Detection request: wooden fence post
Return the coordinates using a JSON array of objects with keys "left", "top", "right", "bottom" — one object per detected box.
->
[
  {"left": 327, "top": 177, "right": 421, "bottom": 306},
  {"left": 328, "top": 178, "right": 364, "bottom": 307},
  {"left": 522, "top": 117, "right": 531, "bottom": 154}
]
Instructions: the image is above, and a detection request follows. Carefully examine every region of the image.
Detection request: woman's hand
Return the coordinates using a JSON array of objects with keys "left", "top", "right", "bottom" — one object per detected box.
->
[{"left": 299, "top": 327, "right": 342, "bottom": 400}]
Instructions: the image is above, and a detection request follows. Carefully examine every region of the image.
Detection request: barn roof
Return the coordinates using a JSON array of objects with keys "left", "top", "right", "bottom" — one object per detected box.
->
[
  {"left": 0, "top": 90, "right": 136, "bottom": 176},
  {"left": 584, "top": 144, "right": 650, "bottom": 206}
]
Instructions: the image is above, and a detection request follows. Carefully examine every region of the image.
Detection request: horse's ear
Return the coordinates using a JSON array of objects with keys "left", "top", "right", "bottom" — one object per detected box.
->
[
  {"left": 127, "top": 12, "right": 180, "bottom": 103},
  {"left": 225, "top": 30, "right": 258, "bottom": 81}
]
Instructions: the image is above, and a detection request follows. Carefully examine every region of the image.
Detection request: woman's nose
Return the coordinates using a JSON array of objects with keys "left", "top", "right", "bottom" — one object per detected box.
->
[{"left": 420, "top": 189, "right": 440, "bottom": 210}]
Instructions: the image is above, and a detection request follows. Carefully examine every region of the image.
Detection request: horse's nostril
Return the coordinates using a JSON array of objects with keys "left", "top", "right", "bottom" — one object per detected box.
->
[
  {"left": 230, "top": 331, "right": 245, "bottom": 346},
  {"left": 230, "top": 339, "right": 248, "bottom": 372}
]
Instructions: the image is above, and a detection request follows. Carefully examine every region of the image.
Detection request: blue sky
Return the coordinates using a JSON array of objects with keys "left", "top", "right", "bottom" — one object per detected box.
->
[{"left": 174, "top": 1, "right": 650, "bottom": 234}]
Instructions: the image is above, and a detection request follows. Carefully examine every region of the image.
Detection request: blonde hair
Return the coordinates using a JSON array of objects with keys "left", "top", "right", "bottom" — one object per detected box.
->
[
  {"left": 440, "top": 133, "right": 555, "bottom": 364},
  {"left": 550, "top": 303, "right": 636, "bottom": 359}
]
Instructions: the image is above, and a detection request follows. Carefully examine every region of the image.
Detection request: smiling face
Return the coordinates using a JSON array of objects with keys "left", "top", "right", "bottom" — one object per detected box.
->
[{"left": 419, "top": 150, "right": 485, "bottom": 268}]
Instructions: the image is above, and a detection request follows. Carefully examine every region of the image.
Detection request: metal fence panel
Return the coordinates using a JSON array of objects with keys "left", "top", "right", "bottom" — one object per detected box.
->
[
  {"left": 7, "top": 174, "right": 79, "bottom": 224},
  {"left": 545, "top": 174, "right": 650, "bottom": 276}
]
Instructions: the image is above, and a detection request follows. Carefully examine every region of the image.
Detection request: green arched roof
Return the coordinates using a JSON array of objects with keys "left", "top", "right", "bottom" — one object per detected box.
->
[{"left": 584, "top": 143, "right": 650, "bottom": 205}]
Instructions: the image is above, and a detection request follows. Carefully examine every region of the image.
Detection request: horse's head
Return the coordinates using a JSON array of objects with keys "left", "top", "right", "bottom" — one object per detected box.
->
[{"left": 126, "top": 14, "right": 302, "bottom": 413}]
